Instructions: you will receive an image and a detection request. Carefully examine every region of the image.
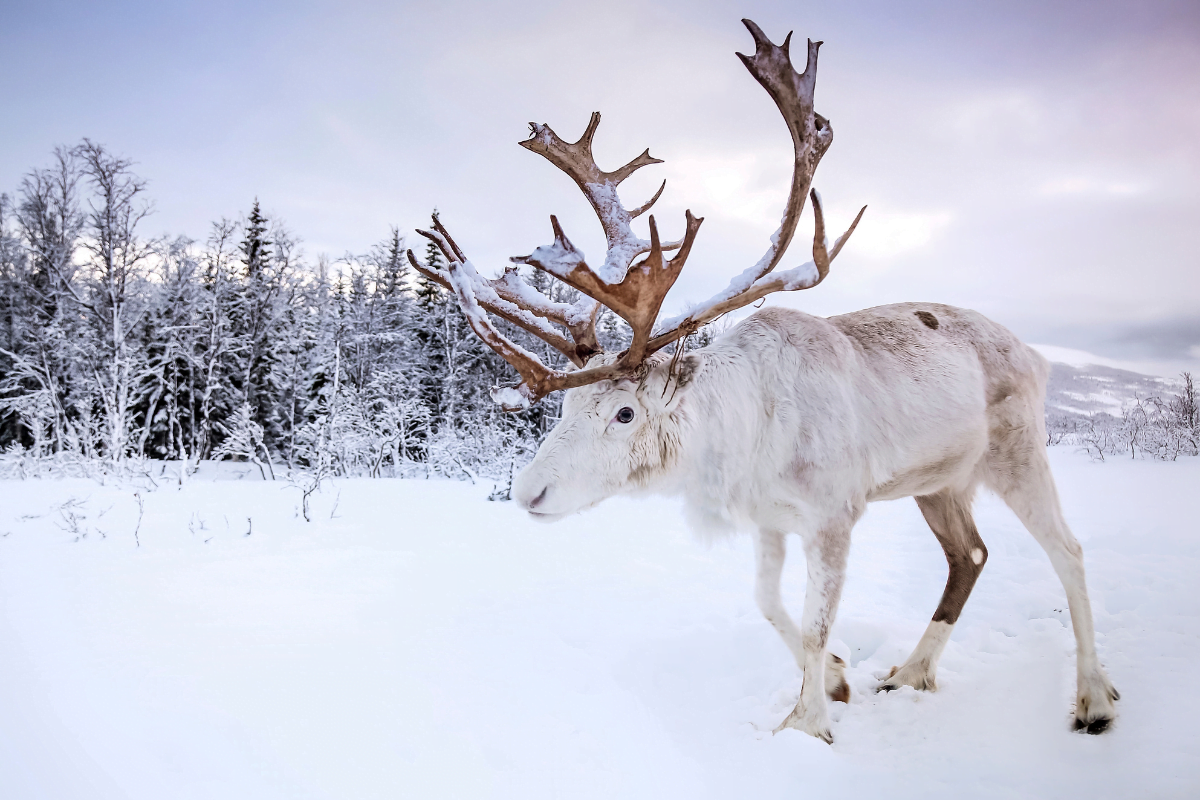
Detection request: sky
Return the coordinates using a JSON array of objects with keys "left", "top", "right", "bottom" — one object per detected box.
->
[{"left": 2, "top": 0, "right": 1198, "bottom": 376}]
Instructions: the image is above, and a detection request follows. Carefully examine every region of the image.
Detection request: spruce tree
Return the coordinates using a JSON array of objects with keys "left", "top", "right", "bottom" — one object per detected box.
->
[
  {"left": 411, "top": 210, "right": 448, "bottom": 435},
  {"left": 377, "top": 227, "right": 409, "bottom": 300},
  {"left": 240, "top": 200, "right": 271, "bottom": 281},
  {"left": 414, "top": 210, "right": 445, "bottom": 313},
  {"left": 231, "top": 199, "right": 286, "bottom": 453}
]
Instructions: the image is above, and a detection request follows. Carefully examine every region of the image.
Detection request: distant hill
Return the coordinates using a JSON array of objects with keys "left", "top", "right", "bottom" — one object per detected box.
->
[{"left": 1045, "top": 363, "right": 1178, "bottom": 421}]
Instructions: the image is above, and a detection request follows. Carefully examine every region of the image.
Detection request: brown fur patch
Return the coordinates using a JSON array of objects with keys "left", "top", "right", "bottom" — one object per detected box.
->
[
  {"left": 915, "top": 310, "right": 939, "bottom": 330},
  {"left": 917, "top": 491, "right": 988, "bottom": 624}
]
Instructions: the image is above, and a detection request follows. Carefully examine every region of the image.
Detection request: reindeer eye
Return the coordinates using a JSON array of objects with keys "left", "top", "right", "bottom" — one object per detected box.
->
[{"left": 616, "top": 406, "right": 635, "bottom": 424}]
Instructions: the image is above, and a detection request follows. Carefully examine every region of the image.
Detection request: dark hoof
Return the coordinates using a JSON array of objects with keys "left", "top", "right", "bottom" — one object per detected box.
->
[
  {"left": 1111, "top": 687, "right": 1121, "bottom": 701},
  {"left": 1074, "top": 716, "right": 1112, "bottom": 734}
]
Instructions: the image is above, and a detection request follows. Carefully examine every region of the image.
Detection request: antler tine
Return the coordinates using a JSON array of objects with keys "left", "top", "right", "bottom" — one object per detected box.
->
[
  {"left": 647, "top": 193, "right": 865, "bottom": 353},
  {"left": 732, "top": 19, "right": 832, "bottom": 284},
  {"left": 629, "top": 180, "right": 666, "bottom": 219},
  {"left": 431, "top": 251, "right": 561, "bottom": 410},
  {"left": 429, "top": 212, "right": 467, "bottom": 263},
  {"left": 408, "top": 235, "right": 628, "bottom": 409},
  {"left": 409, "top": 227, "right": 586, "bottom": 367},
  {"left": 519, "top": 113, "right": 670, "bottom": 283},
  {"left": 811, "top": 189, "right": 831, "bottom": 283},
  {"left": 491, "top": 267, "right": 603, "bottom": 362},
  {"left": 810, "top": 190, "right": 867, "bottom": 280},
  {"left": 828, "top": 202, "right": 867, "bottom": 262},
  {"left": 413, "top": 225, "right": 459, "bottom": 272}
]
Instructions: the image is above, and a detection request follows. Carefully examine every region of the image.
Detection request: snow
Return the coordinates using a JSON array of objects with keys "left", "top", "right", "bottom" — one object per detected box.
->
[
  {"left": 490, "top": 386, "right": 531, "bottom": 410},
  {"left": 2, "top": 448, "right": 1198, "bottom": 798}
]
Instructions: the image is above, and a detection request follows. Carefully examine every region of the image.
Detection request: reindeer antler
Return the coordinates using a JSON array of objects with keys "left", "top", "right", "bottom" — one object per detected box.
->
[
  {"left": 646, "top": 19, "right": 867, "bottom": 350},
  {"left": 416, "top": 19, "right": 865, "bottom": 409},
  {"left": 410, "top": 215, "right": 601, "bottom": 366}
]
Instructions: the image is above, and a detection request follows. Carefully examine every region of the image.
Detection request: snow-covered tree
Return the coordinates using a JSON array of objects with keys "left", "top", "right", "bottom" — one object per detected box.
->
[{"left": 74, "top": 139, "right": 156, "bottom": 464}]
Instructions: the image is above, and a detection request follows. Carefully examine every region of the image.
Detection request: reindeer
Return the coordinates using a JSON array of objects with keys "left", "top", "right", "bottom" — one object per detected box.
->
[{"left": 409, "top": 19, "right": 1119, "bottom": 742}]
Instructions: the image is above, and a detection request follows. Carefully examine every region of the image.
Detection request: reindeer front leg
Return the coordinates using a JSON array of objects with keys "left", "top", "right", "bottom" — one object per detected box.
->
[
  {"left": 755, "top": 528, "right": 850, "bottom": 709},
  {"left": 770, "top": 522, "right": 851, "bottom": 743}
]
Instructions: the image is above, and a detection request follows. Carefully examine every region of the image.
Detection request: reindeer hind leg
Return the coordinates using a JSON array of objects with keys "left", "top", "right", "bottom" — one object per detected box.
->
[
  {"left": 879, "top": 487, "right": 986, "bottom": 692},
  {"left": 985, "top": 432, "right": 1118, "bottom": 733}
]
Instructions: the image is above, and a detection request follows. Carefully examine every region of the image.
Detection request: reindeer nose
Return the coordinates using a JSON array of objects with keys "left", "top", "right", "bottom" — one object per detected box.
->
[
  {"left": 526, "top": 486, "right": 548, "bottom": 510},
  {"left": 511, "top": 466, "right": 550, "bottom": 512}
]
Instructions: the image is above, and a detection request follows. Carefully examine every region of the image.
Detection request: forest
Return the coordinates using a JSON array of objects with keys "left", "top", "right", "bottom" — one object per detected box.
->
[
  {"left": 0, "top": 140, "right": 667, "bottom": 482},
  {"left": 1, "top": 141, "right": 1195, "bottom": 485}
]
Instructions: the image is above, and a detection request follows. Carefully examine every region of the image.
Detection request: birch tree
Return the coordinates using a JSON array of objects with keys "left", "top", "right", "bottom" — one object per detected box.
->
[{"left": 74, "top": 139, "right": 155, "bottom": 463}]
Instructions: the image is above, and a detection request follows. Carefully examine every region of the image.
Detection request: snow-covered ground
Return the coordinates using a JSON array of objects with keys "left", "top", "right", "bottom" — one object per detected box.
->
[{"left": 1, "top": 449, "right": 1197, "bottom": 799}]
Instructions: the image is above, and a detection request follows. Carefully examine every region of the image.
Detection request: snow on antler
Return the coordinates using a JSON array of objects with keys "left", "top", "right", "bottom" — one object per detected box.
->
[
  {"left": 414, "top": 18, "right": 866, "bottom": 408},
  {"left": 652, "top": 189, "right": 866, "bottom": 343},
  {"left": 514, "top": 115, "right": 683, "bottom": 285}
]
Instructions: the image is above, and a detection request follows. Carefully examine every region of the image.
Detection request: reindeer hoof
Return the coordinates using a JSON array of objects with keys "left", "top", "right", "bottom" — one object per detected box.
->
[
  {"left": 1073, "top": 671, "right": 1118, "bottom": 734},
  {"left": 773, "top": 704, "right": 834, "bottom": 743},
  {"left": 774, "top": 720, "right": 833, "bottom": 744},
  {"left": 876, "top": 663, "right": 936, "bottom": 693},
  {"left": 1074, "top": 716, "right": 1112, "bottom": 735}
]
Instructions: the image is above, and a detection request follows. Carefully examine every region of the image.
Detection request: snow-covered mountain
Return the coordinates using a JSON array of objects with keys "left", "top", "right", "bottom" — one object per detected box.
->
[{"left": 1033, "top": 345, "right": 1181, "bottom": 420}]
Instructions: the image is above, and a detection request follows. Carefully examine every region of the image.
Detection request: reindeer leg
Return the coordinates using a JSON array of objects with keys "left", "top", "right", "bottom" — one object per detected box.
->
[
  {"left": 880, "top": 488, "right": 985, "bottom": 692},
  {"left": 755, "top": 528, "right": 850, "bottom": 705},
  {"left": 774, "top": 520, "right": 851, "bottom": 743},
  {"left": 987, "top": 444, "right": 1118, "bottom": 733}
]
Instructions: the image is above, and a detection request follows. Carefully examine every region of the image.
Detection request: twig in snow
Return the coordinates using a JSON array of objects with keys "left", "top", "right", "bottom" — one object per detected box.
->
[
  {"left": 133, "top": 492, "right": 144, "bottom": 547},
  {"left": 245, "top": 517, "right": 252, "bottom": 537},
  {"left": 55, "top": 497, "right": 88, "bottom": 541},
  {"left": 329, "top": 490, "right": 341, "bottom": 519},
  {"left": 301, "top": 480, "right": 317, "bottom": 522},
  {"left": 188, "top": 512, "right": 208, "bottom": 537}
]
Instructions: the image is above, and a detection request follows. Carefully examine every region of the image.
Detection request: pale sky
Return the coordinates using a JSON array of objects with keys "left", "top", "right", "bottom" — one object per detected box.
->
[{"left": 3, "top": 0, "right": 1198, "bottom": 375}]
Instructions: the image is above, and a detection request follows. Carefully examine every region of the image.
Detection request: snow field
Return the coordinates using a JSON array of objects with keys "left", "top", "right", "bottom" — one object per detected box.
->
[{"left": 1, "top": 448, "right": 1198, "bottom": 799}]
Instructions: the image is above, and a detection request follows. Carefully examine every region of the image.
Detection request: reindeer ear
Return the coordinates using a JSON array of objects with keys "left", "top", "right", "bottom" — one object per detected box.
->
[{"left": 675, "top": 354, "right": 700, "bottom": 389}]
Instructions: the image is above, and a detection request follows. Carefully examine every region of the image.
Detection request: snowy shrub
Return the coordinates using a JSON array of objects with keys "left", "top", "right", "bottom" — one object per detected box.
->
[
  {"left": 213, "top": 403, "right": 275, "bottom": 479},
  {"left": 1047, "top": 373, "right": 1199, "bottom": 461}
]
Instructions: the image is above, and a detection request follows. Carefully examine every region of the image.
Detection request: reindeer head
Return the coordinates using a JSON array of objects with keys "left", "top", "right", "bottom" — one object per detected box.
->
[
  {"left": 510, "top": 352, "right": 701, "bottom": 520},
  {"left": 409, "top": 20, "right": 864, "bottom": 520}
]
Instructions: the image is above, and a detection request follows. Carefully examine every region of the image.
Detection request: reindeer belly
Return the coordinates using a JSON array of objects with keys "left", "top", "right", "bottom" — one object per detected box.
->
[{"left": 865, "top": 415, "right": 988, "bottom": 502}]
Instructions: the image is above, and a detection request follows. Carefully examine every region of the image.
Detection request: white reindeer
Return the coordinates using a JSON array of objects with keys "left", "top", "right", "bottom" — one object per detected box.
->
[{"left": 410, "top": 19, "right": 1119, "bottom": 742}]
